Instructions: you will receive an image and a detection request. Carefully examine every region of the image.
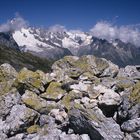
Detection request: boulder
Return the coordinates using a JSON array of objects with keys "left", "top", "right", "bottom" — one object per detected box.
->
[
  {"left": 121, "top": 118, "right": 140, "bottom": 132},
  {"left": 69, "top": 107, "right": 124, "bottom": 140},
  {"left": 0, "top": 88, "right": 21, "bottom": 119},
  {"left": 41, "top": 82, "right": 66, "bottom": 101},
  {"left": 0, "top": 63, "right": 17, "bottom": 95},
  {"left": 94, "top": 85, "right": 122, "bottom": 106},
  {"left": 22, "top": 90, "right": 47, "bottom": 113},
  {"left": 14, "top": 68, "right": 45, "bottom": 94},
  {"left": 0, "top": 104, "right": 39, "bottom": 135}
]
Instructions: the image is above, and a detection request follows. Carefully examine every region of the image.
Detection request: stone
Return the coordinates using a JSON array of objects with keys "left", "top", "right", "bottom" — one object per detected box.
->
[
  {"left": 121, "top": 118, "right": 140, "bottom": 132},
  {"left": 49, "top": 109, "right": 67, "bottom": 123},
  {"left": 94, "top": 85, "right": 121, "bottom": 106},
  {"left": 39, "top": 115, "right": 55, "bottom": 126},
  {"left": 124, "top": 65, "right": 140, "bottom": 79},
  {"left": 0, "top": 132, "right": 7, "bottom": 140},
  {"left": 80, "top": 134, "right": 91, "bottom": 140},
  {"left": 81, "top": 97, "right": 90, "bottom": 105},
  {"left": 0, "top": 63, "right": 17, "bottom": 95},
  {"left": 129, "top": 81, "right": 140, "bottom": 104},
  {"left": 8, "top": 133, "right": 25, "bottom": 140},
  {"left": 59, "top": 133, "right": 81, "bottom": 140},
  {"left": 70, "top": 81, "right": 89, "bottom": 92},
  {"left": 100, "top": 60, "right": 119, "bottom": 78},
  {"left": 52, "top": 55, "right": 118, "bottom": 79},
  {"left": 22, "top": 90, "right": 47, "bottom": 113},
  {"left": 0, "top": 104, "right": 39, "bottom": 135},
  {"left": 0, "top": 88, "right": 21, "bottom": 119},
  {"left": 27, "top": 125, "right": 40, "bottom": 134},
  {"left": 41, "top": 82, "right": 66, "bottom": 101},
  {"left": 69, "top": 107, "right": 124, "bottom": 140},
  {"left": 14, "top": 68, "right": 45, "bottom": 94}
]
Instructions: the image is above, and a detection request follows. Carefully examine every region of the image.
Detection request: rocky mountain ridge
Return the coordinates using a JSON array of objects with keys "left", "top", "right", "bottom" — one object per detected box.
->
[
  {"left": 0, "top": 55, "right": 140, "bottom": 140},
  {"left": 1, "top": 26, "right": 140, "bottom": 67}
]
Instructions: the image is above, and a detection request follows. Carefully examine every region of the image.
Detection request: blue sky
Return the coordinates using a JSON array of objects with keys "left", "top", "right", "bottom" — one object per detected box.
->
[{"left": 0, "top": 0, "right": 140, "bottom": 31}]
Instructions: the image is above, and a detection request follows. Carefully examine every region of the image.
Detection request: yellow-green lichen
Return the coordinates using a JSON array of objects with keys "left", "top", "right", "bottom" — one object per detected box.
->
[
  {"left": 41, "top": 82, "right": 65, "bottom": 100},
  {"left": 22, "top": 91, "right": 46, "bottom": 111},
  {"left": 14, "top": 68, "right": 42, "bottom": 90},
  {"left": 129, "top": 82, "right": 140, "bottom": 104},
  {"left": 27, "top": 125, "right": 40, "bottom": 134},
  {"left": 61, "top": 94, "right": 73, "bottom": 111}
]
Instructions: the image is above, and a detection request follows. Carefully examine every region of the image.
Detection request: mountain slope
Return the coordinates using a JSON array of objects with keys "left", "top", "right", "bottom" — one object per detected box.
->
[{"left": 0, "top": 44, "right": 53, "bottom": 72}]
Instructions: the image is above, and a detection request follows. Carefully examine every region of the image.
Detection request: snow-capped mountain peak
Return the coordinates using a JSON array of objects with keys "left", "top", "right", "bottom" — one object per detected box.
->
[
  {"left": 12, "top": 27, "right": 93, "bottom": 55},
  {"left": 4, "top": 26, "right": 139, "bottom": 67}
]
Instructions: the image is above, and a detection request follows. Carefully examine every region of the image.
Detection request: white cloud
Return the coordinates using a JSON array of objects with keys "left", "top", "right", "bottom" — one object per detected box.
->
[
  {"left": 90, "top": 21, "right": 140, "bottom": 46},
  {"left": 0, "top": 14, "right": 28, "bottom": 32},
  {"left": 48, "top": 24, "right": 67, "bottom": 33}
]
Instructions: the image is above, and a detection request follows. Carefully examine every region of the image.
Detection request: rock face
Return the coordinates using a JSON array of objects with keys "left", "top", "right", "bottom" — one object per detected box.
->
[{"left": 0, "top": 55, "right": 140, "bottom": 140}]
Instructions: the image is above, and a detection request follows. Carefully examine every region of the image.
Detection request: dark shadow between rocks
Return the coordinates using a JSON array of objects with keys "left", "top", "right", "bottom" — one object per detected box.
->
[{"left": 98, "top": 104, "right": 119, "bottom": 118}]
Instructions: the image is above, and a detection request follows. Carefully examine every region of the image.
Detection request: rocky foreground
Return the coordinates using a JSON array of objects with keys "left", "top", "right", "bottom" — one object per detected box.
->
[{"left": 0, "top": 55, "right": 140, "bottom": 140}]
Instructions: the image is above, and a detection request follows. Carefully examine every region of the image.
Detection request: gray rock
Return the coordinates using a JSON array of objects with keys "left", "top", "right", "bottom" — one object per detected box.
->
[
  {"left": 80, "top": 134, "right": 91, "bottom": 140},
  {"left": 121, "top": 118, "right": 140, "bottom": 132},
  {"left": 8, "top": 133, "right": 25, "bottom": 140},
  {"left": 49, "top": 109, "right": 67, "bottom": 124},
  {"left": 94, "top": 85, "right": 121, "bottom": 106},
  {"left": 0, "top": 104, "right": 39, "bottom": 135},
  {"left": 118, "top": 65, "right": 140, "bottom": 80},
  {"left": 0, "top": 88, "right": 21, "bottom": 119},
  {"left": 0, "top": 132, "right": 7, "bottom": 140},
  {"left": 59, "top": 133, "right": 82, "bottom": 140},
  {"left": 69, "top": 107, "right": 124, "bottom": 140}
]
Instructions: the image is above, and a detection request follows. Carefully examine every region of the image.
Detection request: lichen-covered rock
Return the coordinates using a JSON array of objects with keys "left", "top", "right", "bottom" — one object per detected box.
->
[
  {"left": 22, "top": 90, "right": 47, "bottom": 113},
  {"left": 41, "top": 82, "right": 66, "bottom": 101},
  {"left": 27, "top": 125, "right": 40, "bottom": 134},
  {"left": 52, "top": 55, "right": 119, "bottom": 80},
  {"left": 0, "top": 56, "right": 139, "bottom": 140},
  {"left": 61, "top": 91, "right": 83, "bottom": 111},
  {"left": 129, "top": 81, "right": 140, "bottom": 104},
  {"left": 14, "top": 68, "right": 45, "bottom": 94},
  {"left": 0, "top": 63, "right": 17, "bottom": 95}
]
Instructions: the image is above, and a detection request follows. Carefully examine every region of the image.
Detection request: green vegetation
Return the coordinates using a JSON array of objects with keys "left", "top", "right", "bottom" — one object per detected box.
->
[{"left": 0, "top": 44, "right": 53, "bottom": 72}]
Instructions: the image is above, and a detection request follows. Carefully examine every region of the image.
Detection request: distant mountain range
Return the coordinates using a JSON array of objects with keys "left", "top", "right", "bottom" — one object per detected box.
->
[{"left": 0, "top": 25, "right": 140, "bottom": 69}]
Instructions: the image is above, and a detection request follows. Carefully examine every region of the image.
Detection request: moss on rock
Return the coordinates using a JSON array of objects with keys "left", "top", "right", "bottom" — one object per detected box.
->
[
  {"left": 129, "top": 81, "right": 140, "bottom": 104},
  {"left": 0, "top": 63, "right": 17, "bottom": 95},
  {"left": 27, "top": 125, "right": 40, "bottom": 134},
  {"left": 22, "top": 90, "right": 47, "bottom": 112},
  {"left": 14, "top": 68, "right": 44, "bottom": 93},
  {"left": 41, "top": 82, "right": 66, "bottom": 101}
]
